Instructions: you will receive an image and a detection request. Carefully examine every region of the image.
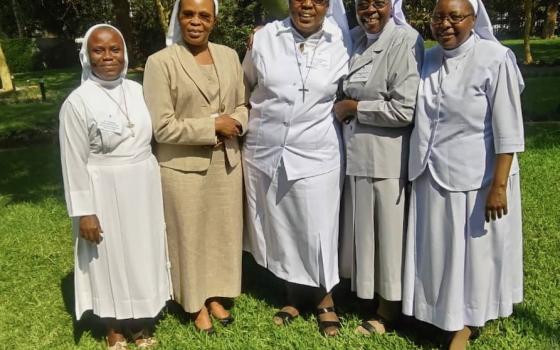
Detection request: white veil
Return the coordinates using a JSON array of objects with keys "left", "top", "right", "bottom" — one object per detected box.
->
[{"left": 79, "top": 24, "right": 129, "bottom": 84}]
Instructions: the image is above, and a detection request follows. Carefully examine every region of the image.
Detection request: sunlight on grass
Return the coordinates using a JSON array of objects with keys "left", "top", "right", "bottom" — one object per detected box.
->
[{"left": 0, "top": 125, "right": 559, "bottom": 349}]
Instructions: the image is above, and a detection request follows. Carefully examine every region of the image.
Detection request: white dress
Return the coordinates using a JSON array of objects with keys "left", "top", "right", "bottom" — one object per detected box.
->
[
  {"left": 402, "top": 35, "right": 524, "bottom": 331},
  {"left": 60, "top": 77, "right": 172, "bottom": 320},
  {"left": 242, "top": 18, "right": 349, "bottom": 291}
]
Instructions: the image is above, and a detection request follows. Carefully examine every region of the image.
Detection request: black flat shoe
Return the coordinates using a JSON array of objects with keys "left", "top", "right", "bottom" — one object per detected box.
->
[
  {"left": 316, "top": 306, "right": 341, "bottom": 337},
  {"left": 215, "top": 315, "right": 234, "bottom": 327},
  {"left": 196, "top": 326, "right": 216, "bottom": 335},
  {"left": 273, "top": 310, "right": 298, "bottom": 326}
]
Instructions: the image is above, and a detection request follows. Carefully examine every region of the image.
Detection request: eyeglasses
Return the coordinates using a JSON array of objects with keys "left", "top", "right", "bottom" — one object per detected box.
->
[
  {"left": 292, "top": 0, "right": 329, "bottom": 6},
  {"left": 431, "top": 13, "right": 474, "bottom": 25},
  {"left": 356, "top": 0, "right": 390, "bottom": 11}
]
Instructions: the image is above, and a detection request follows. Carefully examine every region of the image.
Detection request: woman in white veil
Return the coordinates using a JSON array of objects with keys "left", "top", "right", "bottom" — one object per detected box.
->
[
  {"left": 60, "top": 24, "right": 171, "bottom": 349},
  {"left": 403, "top": 0, "right": 525, "bottom": 348}
]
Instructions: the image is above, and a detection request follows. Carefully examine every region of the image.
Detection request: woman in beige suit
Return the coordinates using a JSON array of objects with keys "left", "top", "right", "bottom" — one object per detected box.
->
[{"left": 143, "top": 0, "right": 248, "bottom": 333}]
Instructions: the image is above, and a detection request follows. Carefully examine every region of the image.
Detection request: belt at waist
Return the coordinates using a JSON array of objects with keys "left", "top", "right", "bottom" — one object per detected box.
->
[{"left": 87, "top": 147, "right": 153, "bottom": 166}]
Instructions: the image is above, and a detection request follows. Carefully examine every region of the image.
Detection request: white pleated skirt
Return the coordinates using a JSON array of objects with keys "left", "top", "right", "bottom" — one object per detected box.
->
[
  {"left": 402, "top": 169, "right": 523, "bottom": 331},
  {"left": 243, "top": 162, "right": 342, "bottom": 291},
  {"left": 73, "top": 154, "right": 172, "bottom": 320}
]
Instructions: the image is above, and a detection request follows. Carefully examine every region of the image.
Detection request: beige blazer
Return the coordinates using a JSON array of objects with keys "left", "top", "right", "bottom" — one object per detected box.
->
[{"left": 143, "top": 42, "right": 248, "bottom": 172}]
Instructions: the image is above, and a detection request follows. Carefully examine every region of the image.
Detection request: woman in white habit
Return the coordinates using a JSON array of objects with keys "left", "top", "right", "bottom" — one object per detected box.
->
[
  {"left": 402, "top": 0, "right": 525, "bottom": 349},
  {"left": 242, "top": 0, "right": 350, "bottom": 337},
  {"left": 59, "top": 24, "right": 171, "bottom": 349}
]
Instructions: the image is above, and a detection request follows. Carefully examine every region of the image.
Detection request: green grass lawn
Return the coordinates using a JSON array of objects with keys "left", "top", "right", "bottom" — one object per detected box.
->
[{"left": 0, "top": 124, "right": 559, "bottom": 349}]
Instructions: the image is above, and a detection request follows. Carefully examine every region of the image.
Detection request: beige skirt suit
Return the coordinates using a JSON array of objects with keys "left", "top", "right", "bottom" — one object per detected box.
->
[{"left": 143, "top": 42, "right": 248, "bottom": 312}]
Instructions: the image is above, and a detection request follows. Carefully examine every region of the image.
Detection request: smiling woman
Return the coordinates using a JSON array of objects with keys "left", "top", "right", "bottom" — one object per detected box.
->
[
  {"left": 87, "top": 28, "right": 126, "bottom": 81},
  {"left": 403, "top": 0, "right": 526, "bottom": 349},
  {"left": 242, "top": 0, "right": 350, "bottom": 338},
  {"left": 59, "top": 24, "right": 172, "bottom": 350},
  {"left": 143, "top": 0, "right": 248, "bottom": 335}
]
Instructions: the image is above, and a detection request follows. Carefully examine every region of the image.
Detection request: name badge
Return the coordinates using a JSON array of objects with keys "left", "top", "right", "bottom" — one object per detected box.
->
[
  {"left": 350, "top": 65, "right": 372, "bottom": 83},
  {"left": 98, "top": 115, "right": 123, "bottom": 135}
]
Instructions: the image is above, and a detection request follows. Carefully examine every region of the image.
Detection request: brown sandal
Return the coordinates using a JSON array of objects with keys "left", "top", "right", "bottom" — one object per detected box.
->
[{"left": 316, "top": 306, "right": 341, "bottom": 337}]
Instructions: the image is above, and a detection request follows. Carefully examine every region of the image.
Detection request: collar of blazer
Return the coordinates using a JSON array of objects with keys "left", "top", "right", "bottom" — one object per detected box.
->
[
  {"left": 173, "top": 41, "right": 227, "bottom": 106},
  {"left": 348, "top": 19, "right": 397, "bottom": 76}
]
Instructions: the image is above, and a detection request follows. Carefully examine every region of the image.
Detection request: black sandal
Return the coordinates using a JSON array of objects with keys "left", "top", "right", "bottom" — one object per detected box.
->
[
  {"left": 357, "top": 314, "right": 396, "bottom": 335},
  {"left": 273, "top": 310, "right": 298, "bottom": 326},
  {"left": 316, "top": 306, "right": 341, "bottom": 337},
  {"left": 214, "top": 315, "right": 234, "bottom": 327}
]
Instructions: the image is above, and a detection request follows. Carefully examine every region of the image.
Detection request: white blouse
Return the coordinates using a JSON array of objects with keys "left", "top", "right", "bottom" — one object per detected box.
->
[
  {"left": 409, "top": 34, "right": 525, "bottom": 191},
  {"left": 242, "top": 18, "right": 349, "bottom": 181}
]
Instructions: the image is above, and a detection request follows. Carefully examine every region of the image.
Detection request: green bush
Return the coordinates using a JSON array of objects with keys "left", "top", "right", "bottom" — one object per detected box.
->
[{"left": 0, "top": 38, "right": 42, "bottom": 73}]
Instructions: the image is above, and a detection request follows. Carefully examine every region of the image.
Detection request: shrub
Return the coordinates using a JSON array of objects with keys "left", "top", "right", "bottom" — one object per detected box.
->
[{"left": 0, "top": 38, "right": 42, "bottom": 73}]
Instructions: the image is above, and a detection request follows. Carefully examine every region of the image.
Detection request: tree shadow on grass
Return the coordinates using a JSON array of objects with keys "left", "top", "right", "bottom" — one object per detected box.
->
[
  {"left": 240, "top": 252, "right": 286, "bottom": 309},
  {"left": 0, "top": 142, "right": 63, "bottom": 205},
  {"left": 60, "top": 272, "right": 106, "bottom": 345},
  {"left": 240, "top": 253, "right": 440, "bottom": 348}
]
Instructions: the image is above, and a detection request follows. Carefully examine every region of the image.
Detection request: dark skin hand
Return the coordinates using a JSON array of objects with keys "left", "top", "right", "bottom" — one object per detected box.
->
[
  {"left": 79, "top": 215, "right": 103, "bottom": 244},
  {"left": 215, "top": 115, "right": 241, "bottom": 139},
  {"left": 333, "top": 99, "right": 358, "bottom": 123},
  {"left": 485, "top": 153, "right": 514, "bottom": 222}
]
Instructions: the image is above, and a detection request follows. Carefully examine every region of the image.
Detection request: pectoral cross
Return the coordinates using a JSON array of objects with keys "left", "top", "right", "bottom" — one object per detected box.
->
[{"left": 299, "top": 85, "right": 309, "bottom": 102}]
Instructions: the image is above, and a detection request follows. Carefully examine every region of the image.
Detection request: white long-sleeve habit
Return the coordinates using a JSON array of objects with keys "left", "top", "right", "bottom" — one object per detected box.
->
[{"left": 60, "top": 24, "right": 171, "bottom": 319}]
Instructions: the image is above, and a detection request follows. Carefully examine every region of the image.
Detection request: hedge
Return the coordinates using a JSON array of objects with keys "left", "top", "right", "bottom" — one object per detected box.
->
[{"left": 0, "top": 38, "right": 42, "bottom": 73}]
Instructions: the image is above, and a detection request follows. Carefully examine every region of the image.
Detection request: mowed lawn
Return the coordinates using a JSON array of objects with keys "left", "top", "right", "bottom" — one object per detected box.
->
[{"left": 0, "top": 123, "right": 558, "bottom": 349}]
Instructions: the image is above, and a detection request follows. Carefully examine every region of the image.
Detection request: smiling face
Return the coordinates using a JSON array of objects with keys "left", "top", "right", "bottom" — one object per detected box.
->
[
  {"left": 179, "top": 0, "right": 216, "bottom": 48},
  {"left": 87, "top": 28, "right": 125, "bottom": 81},
  {"left": 289, "top": 0, "right": 329, "bottom": 38},
  {"left": 431, "top": 0, "right": 475, "bottom": 49},
  {"left": 356, "top": 0, "right": 392, "bottom": 34}
]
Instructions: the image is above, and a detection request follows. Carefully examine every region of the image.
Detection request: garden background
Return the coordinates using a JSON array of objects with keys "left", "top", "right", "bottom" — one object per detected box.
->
[{"left": 0, "top": 0, "right": 559, "bottom": 349}]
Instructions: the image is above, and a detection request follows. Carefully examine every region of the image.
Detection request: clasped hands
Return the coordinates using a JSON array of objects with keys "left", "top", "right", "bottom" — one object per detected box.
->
[
  {"left": 333, "top": 99, "right": 358, "bottom": 123},
  {"left": 215, "top": 115, "right": 242, "bottom": 142}
]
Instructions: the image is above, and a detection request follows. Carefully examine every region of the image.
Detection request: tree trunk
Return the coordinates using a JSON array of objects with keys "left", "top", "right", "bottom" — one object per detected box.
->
[
  {"left": 154, "top": 0, "right": 171, "bottom": 35},
  {"left": 524, "top": 0, "right": 534, "bottom": 64},
  {"left": 112, "top": 0, "right": 133, "bottom": 46},
  {"left": 542, "top": 0, "right": 559, "bottom": 39},
  {"left": 10, "top": 0, "right": 24, "bottom": 38},
  {"left": 0, "top": 43, "right": 14, "bottom": 92}
]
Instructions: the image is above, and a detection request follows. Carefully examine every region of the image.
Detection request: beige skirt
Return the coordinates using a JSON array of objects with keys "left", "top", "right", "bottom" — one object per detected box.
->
[{"left": 160, "top": 147, "right": 242, "bottom": 312}]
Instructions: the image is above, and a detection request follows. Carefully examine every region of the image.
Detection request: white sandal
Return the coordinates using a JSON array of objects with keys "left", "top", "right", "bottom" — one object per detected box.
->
[
  {"left": 106, "top": 340, "right": 129, "bottom": 350},
  {"left": 135, "top": 337, "right": 158, "bottom": 348}
]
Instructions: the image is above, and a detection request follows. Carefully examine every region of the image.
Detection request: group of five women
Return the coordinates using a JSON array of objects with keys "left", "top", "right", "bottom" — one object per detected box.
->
[{"left": 59, "top": 0, "right": 525, "bottom": 349}]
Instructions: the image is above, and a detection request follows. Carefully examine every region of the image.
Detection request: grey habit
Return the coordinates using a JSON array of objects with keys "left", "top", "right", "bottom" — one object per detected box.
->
[{"left": 339, "top": 18, "right": 423, "bottom": 301}]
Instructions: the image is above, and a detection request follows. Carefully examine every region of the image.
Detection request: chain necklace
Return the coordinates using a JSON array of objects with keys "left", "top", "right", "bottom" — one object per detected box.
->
[
  {"left": 293, "top": 33, "right": 322, "bottom": 102},
  {"left": 96, "top": 83, "right": 135, "bottom": 137}
]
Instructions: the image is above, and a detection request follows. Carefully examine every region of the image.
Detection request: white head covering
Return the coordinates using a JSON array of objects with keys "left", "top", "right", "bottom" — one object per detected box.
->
[
  {"left": 79, "top": 24, "right": 128, "bottom": 84},
  {"left": 284, "top": 0, "right": 352, "bottom": 51},
  {"left": 354, "top": 0, "right": 408, "bottom": 26},
  {"left": 466, "top": 0, "right": 524, "bottom": 90},
  {"left": 166, "top": 0, "right": 219, "bottom": 47}
]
